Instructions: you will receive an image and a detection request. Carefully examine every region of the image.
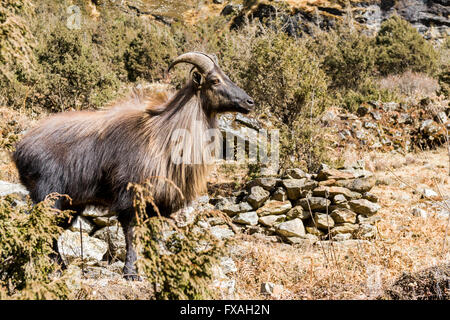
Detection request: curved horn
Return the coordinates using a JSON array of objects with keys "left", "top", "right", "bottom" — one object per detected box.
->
[{"left": 168, "top": 52, "right": 216, "bottom": 74}]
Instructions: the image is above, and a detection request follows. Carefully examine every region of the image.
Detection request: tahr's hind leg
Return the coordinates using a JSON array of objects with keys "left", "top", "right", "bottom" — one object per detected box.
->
[{"left": 118, "top": 208, "right": 140, "bottom": 281}]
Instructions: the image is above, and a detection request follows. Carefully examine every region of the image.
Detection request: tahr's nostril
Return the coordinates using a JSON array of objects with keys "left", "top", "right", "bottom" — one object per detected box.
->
[{"left": 247, "top": 99, "right": 254, "bottom": 106}]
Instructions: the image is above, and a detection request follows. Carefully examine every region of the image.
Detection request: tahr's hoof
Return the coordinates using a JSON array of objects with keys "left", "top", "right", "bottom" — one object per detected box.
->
[{"left": 123, "top": 269, "right": 142, "bottom": 281}]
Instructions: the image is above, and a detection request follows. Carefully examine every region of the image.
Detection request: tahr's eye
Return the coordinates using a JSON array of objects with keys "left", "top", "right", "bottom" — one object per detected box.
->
[{"left": 211, "top": 78, "right": 220, "bottom": 85}]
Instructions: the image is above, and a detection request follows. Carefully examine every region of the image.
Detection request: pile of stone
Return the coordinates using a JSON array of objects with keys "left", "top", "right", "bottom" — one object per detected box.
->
[
  {"left": 211, "top": 164, "right": 381, "bottom": 244},
  {"left": 57, "top": 206, "right": 125, "bottom": 267},
  {"left": 323, "top": 100, "right": 450, "bottom": 153}
]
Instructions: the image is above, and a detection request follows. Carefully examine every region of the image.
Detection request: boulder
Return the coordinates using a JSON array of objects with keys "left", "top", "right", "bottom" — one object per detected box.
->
[
  {"left": 58, "top": 230, "right": 108, "bottom": 265},
  {"left": 312, "top": 186, "right": 362, "bottom": 200},
  {"left": 305, "top": 225, "right": 325, "bottom": 237},
  {"left": 313, "top": 213, "right": 335, "bottom": 230},
  {"left": 247, "top": 186, "right": 270, "bottom": 209},
  {"left": 332, "top": 194, "right": 347, "bottom": 205},
  {"left": 330, "top": 223, "right": 358, "bottom": 235},
  {"left": 210, "top": 226, "right": 235, "bottom": 240},
  {"left": 285, "top": 168, "right": 308, "bottom": 179},
  {"left": 330, "top": 208, "right": 357, "bottom": 224},
  {"left": 93, "top": 216, "right": 118, "bottom": 227},
  {"left": 233, "top": 211, "right": 259, "bottom": 226},
  {"left": 258, "top": 214, "right": 286, "bottom": 227},
  {"left": 316, "top": 168, "right": 355, "bottom": 181},
  {"left": 335, "top": 177, "right": 376, "bottom": 193},
  {"left": 275, "top": 218, "right": 306, "bottom": 237},
  {"left": 349, "top": 199, "right": 381, "bottom": 216},
  {"left": 93, "top": 225, "right": 126, "bottom": 261},
  {"left": 271, "top": 187, "right": 287, "bottom": 201},
  {"left": 281, "top": 179, "right": 318, "bottom": 200},
  {"left": 247, "top": 177, "right": 278, "bottom": 191},
  {"left": 69, "top": 216, "right": 95, "bottom": 234},
  {"left": 297, "top": 197, "right": 331, "bottom": 211},
  {"left": 0, "top": 181, "right": 29, "bottom": 199},
  {"left": 286, "top": 205, "right": 310, "bottom": 220},
  {"left": 170, "top": 205, "right": 197, "bottom": 227},
  {"left": 82, "top": 205, "right": 112, "bottom": 218},
  {"left": 256, "top": 200, "right": 292, "bottom": 216}
]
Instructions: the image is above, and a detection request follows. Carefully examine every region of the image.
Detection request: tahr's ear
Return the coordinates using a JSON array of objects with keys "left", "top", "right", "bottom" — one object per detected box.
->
[{"left": 192, "top": 71, "right": 202, "bottom": 86}]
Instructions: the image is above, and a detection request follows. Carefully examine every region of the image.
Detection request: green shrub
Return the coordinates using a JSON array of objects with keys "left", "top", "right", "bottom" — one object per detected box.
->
[
  {"left": 319, "top": 24, "right": 377, "bottom": 91},
  {"left": 130, "top": 181, "right": 227, "bottom": 300},
  {"left": 124, "top": 24, "right": 178, "bottom": 82},
  {"left": 375, "top": 15, "right": 439, "bottom": 76},
  {"left": 0, "top": 195, "right": 70, "bottom": 299},
  {"left": 244, "top": 29, "right": 328, "bottom": 123},
  {"left": 35, "top": 26, "right": 120, "bottom": 111}
]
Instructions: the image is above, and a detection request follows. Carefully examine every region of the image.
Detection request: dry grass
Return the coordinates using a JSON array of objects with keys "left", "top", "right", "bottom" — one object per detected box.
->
[
  {"left": 231, "top": 147, "right": 449, "bottom": 299},
  {"left": 378, "top": 71, "right": 440, "bottom": 98}
]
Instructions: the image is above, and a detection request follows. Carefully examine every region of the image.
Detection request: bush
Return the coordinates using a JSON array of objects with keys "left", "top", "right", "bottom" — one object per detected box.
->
[
  {"left": 0, "top": 195, "right": 70, "bottom": 299},
  {"left": 124, "top": 24, "right": 178, "bottom": 82},
  {"left": 375, "top": 15, "right": 439, "bottom": 76},
  {"left": 319, "top": 24, "right": 377, "bottom": 91},
  {"left": 243, "top": 29, "right": 328, "bottom": 123},
  {"left": 35, "top": 26, "right": 120, "bottom": 111},
  {"left": 130, "top": 181, "right": 227, "bottom": 300}
]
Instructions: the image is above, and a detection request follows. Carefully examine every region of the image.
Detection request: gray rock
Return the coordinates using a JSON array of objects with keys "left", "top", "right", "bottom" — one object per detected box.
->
[
  {"left": 170, "top": 205, "right": 197, "bottom": 227},
  {"left": 297, "top": 197, "right": 331, "bottom": 211},
  {"left": 349, "top": 199, "right": 381, "bottom": 216},
  {"left": 58, "top": 230, "right": 108, "bottom": 265},
  {"left": 82, "top": 205, "right": 112, "bottom": 218},
  {"left": 286, "top": 205, "right": 310, "bottom": 220},
  {"left": 271, "top": 187, "right": 287, "bottom": 202},
  {"left": 210, "top": 226, "right": 235, "bottom": 240},
  {"left": 330, "top": 223, "right": 358, "bottom": 235},
  {"left": 0, "top": 181, "right": 29, "bottom": 199},
  {"left": 258, "top": 214, "right": 286, "bottom": 227},
  {"left": 69, "top": 216, "right": 95, "bottom": 234},
  {"left": 275, "top": 218, "right": 306, "bottom": 237},
  {"left": 93, "top": 216, "right": 118, "bottom": 227},
  {"left": 285, "top": 168, "right": 308, "bottom": 179},
  {"left": 313, "top": 213, "right": 335, "bottom": 230},
  {"left": 330, "top": 208, "right": 357, "bottom": 224},
  {"left": 281, "top": 179, "right": 318, "bottom": 200},
  {"left": 362, "top": 192, "right": 378, "bottom": 202},
  {"left": 313, "top": 186, "right": 362, "bottom": 200},
  {"left": 247, "top": 186, "right": 270, "bottom": 209},
  {"left": 233, "top": 211, "right": 259, "bottom": 226},
  {"left": 335, "top": 177, "right": 376, "bottom": 193},
  {"left": 93, "top": 225, "right": 126, "bottom": 261},
  {"left": 247, "top": 177, "right": 278, "bottom": 191},
  {"left": 357, "top": 214, "right": 381, "bottom": 224},
  {"left": 333, "top": 194, "right": 348, "bottom": 205},
  {"left": 256, "top": 200, "right": 292, "bottom": 216}
]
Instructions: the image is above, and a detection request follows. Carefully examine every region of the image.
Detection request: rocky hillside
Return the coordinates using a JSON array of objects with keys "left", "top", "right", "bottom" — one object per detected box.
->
[{"left": 130, "top": 0, "right": 449, "bottom": 42}]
